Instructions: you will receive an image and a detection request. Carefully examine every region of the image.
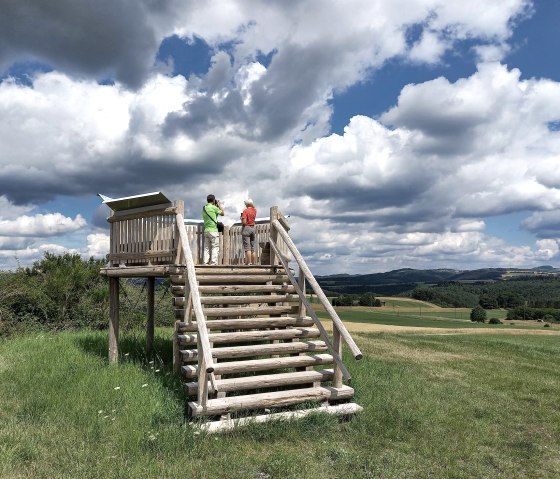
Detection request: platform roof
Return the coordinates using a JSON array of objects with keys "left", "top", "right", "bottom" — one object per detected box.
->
[{"left": 98, "top": 192, "right": 172, "bottom": 212}]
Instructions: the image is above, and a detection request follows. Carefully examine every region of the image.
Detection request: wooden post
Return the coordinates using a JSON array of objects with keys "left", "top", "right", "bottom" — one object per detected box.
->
[
  {"left": 109, "top": 277, "right": 120, "bottom": 363},
  {"left": 269, "top": 206, "right": 279, "bottom": 265},
  {"left": 298, "top": 268, "right": 306, "bottom": 318},
  {"left": 223, "top": 225, "right": 230, "bottom": 265},
  {"left": 173, "top": 321, "right": 181, "bottom": 373},
  {"left": 146, "top": 276, "right": 155, "bottom": 357},
  {"left": 332, "top": 327, "right": 343, "bottom": 388}
]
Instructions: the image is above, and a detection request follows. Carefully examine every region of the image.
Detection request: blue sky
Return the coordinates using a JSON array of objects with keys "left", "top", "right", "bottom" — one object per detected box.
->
[{"left": 0, "top": 0, "right": 560, "bottom": 274}]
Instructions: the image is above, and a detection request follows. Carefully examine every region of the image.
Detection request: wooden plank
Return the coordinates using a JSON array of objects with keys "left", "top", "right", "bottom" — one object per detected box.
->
[
  {"left": 198, "top": 403, "right": 363, "bottom": 433},
  {"left": 100, "top": 266, "right": 171, "bottom": 277},
  {"left": 108, "top": 251, "right": 175, "bottom": 260},
  {"left": 196, "top": 274, "right": 289, "bottom": 283},
  {"left": 202, "top": 304, "right": 298, "bottom": 317},
  {"left": 198, "top": 284, "right": 296, "bottom": 294},
  {"left": 178, "top": 326, "right": 321, "bottom": 345},
  {"left": 193, "top": 266, "right": 284, "bottom": 274},
  {"left": 178, "top": 316, "right": 315, "bottom": 332},
  {"left": 108, "top": 205, "right": 176, "bottom": 222},
  {"left": 189, "top": 384, "right": 354, "bottom": 416},
  {"left": 182, "top": 353, "right": 334, "bottom": 377},
  {"left": 180, "top": 340, "right": 327, "bottom": 361},
  {"left": 174, "top": 294, "right": 297, "bottom": 307},
  {"left": 201, "top": 294, "right": 297, "bottom": 305},
  {"left": 185, "top": 369, "right": 335, "bottom": 395}
]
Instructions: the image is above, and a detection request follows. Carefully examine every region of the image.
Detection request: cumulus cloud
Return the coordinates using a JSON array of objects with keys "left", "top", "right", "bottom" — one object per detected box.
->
[
  {"left": 1, "top": 0, "right": 555, "bottom": 273},
  {"left": 0, "top": 213, "right": 86, "bottom": 237}
]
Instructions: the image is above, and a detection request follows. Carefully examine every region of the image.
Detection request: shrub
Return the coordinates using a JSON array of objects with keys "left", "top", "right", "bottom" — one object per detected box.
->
[
  {"left": 488, "top": 318, "right": 502, "bottom": 324},
  {"left": 470, "top": 305, "right": 487, "bottom": 323}
]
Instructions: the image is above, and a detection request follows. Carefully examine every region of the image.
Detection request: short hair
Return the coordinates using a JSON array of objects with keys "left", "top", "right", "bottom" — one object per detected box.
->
[{"left": 207, "top": 194, "right": 215, "bottom": 203}]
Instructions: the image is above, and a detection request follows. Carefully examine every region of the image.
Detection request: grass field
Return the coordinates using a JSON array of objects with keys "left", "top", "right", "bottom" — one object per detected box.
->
[
  {"left": 2, "top": 327, "right": 560, "bottom": 478},
  {"left": 316, "top": 302, "right": 554, "bottom": 331}
]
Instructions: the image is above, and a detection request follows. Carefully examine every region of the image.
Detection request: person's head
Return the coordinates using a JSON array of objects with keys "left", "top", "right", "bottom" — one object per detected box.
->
[
  {"left": 244, "top": 198, "right": 254, "bottom": 207},
  {"left": 207, "top": 194, "right": 216, "bottom": 204}
]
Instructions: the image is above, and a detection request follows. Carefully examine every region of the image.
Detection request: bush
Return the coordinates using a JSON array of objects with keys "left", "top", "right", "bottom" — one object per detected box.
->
[
  {"left": 488, "top": 318, "right": 502, "bottom": 324},
  {"left": 470, "top": 305, "right": 487, "bottom": 323}
]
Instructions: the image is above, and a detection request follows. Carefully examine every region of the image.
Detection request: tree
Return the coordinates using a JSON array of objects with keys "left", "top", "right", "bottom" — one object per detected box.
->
[
  {"left": 470, "top": 305, "right": 487, "bottom": 323},
  {"left": 358, "top": 292, "right": 381, "bottom": 307}
]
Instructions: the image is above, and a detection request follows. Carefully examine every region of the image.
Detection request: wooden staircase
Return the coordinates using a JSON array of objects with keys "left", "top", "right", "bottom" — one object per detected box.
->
[{"left": 170, "top": 264, "right": 361, "bottom": 432}]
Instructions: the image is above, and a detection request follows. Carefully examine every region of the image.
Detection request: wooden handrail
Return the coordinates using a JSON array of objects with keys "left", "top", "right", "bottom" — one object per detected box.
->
[
  {"left": 269, "top": 238, "right": 352, "bottom": 380},
  {"left": 176, "top": 213, "right": 215, "bottom": 374},
  {"left": 271, "top": 219, "right": 363, "bottom": 360}
]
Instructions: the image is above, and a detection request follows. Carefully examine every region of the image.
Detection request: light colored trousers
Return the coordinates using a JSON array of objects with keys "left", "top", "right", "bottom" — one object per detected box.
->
[{"left": 204, "top": 231, "right": 220, "bottom": 265}]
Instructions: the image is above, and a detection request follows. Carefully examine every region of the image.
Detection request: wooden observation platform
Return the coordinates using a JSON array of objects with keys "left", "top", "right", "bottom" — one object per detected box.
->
[{"left": 100, "top": 192, "right": 362, "bottom": 432}]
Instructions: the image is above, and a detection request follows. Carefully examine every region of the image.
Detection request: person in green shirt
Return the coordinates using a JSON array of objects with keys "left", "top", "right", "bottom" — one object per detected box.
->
[{"left": 202, "top": 194, "right": 224, "bottom": 265}]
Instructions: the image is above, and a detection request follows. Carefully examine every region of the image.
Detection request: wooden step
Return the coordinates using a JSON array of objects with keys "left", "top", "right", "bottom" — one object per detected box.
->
[
  {"left": 174, "top": 295, "right": 297, "bottom": 307},
  {"left": 199, "top": 403, "right": 363, "bottom": 433},
  {"left": 189, "top": 385, "right": 354, "bottom": 416},
  {"left": 182, "top": 353, "right": 334, "bottom": 378},
  {"left": 196, "top": 274, "right": 289, "bottom": 284},
  {"left": 203, "top": 304, "right": 298, "bottom": 317},
  {"left": 173, "top": 295, "right": 297, "bottom": 307},
  {"left": 194, "top": 266, "right": 285, "bottom": 275},
  {"left": 203, "top": 294, "right": 297, "bottom": 305},
  {"left": 198, "top": 284, "right": 297, "bottom": 294},
  {"left": 184, "top": 369, "right": 335, "bottom": 395},
  {"left": 180, "top": 340, "right": 328, "bottom": 361},
  {"left": 173, "top": 304, "right": 299, "bottom": 319},
  {"left": 177, "top": 316, "right": 315, "bottom": 332},
  {"left": 178, "top": 326, "right": 321, "bottom": 346}
]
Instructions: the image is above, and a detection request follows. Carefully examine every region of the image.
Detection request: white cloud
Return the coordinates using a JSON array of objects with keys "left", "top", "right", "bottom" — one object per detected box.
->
[
  {"left": 1, "top": 0, "right": 555, "bottom": 274},
  {"left": 0, "top": 213, "right": 86, "bottom": 237},
  {"left": 85, "top": 233, "right": 110, "bottom": 258}
]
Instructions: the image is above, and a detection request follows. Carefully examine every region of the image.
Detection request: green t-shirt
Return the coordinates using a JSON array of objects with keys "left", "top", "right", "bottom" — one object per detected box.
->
[{"left": 202, "top": 204, "right": 222, "bottom": 232}]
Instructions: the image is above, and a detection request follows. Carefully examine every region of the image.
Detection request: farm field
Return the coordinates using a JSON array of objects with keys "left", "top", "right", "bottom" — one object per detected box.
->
[
  {"left": 314, "top": 298, "right": 557, "bottom": 332},
  {"left": 2, "top": 328, "right": 560, "bottom": 478}
]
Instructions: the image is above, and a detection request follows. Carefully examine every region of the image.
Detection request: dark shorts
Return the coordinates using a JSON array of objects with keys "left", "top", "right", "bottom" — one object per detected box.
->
[{"left": 242, "top": 225, "right": 256, "bottom": 251}]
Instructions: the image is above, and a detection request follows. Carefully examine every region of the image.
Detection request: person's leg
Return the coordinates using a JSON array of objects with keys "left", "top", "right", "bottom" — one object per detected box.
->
[
  {"left": 209, "top": 232, "right": 220, "bottom": 265},
  {"left": 242, "top": 232, "right": 251, "bottom": 264},
  {"left": 250, "top": 229, "right": 257, "bottom": 264},
  {"left": 203, "top": 231, "right": 211, "bottom": 264}
]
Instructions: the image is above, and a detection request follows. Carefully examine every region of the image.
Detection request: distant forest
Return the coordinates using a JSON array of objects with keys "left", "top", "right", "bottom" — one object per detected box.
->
[
  {"left": 406, "top": 278, "right": 560, "bottom": 309},
  {"left": 316, "top": 268, "right": 560, "bottom": 310}
]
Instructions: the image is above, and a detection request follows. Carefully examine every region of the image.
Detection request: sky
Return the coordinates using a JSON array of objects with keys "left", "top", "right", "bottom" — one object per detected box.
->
[{"left": 1, "top": 0, "right": 560, "bottom": 275}]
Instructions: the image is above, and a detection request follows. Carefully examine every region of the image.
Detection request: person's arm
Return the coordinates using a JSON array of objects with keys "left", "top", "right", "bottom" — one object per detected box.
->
[
  {"left": 241, "top": 209, "right": 247, "bottom": 225},
  {"left": 216, "top": 200, "right": 224, "bottom": 216}
]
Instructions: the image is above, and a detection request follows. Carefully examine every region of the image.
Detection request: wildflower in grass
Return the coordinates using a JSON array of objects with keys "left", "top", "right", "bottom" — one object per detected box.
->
[
  {"left": 114, "top": 386, "right": 121, "bottom": 390},
  {"left": 98, "top": 410, "right": 103, "bottom": 414},
  {"left": 142, "top": 384, "right": 148, "bottom": 388},
  {"left": 155, "top": 369, "right": 160, "bottom": 373}
]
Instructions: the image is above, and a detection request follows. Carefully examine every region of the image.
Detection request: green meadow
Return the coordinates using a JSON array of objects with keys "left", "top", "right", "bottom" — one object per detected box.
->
[{"left": 2, "top": 326, "right": 560, "bottom": 478}]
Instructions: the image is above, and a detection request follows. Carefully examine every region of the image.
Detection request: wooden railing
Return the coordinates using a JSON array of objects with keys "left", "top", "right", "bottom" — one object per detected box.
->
[
  {"left": 269, "top": 213, "right": 363, "bottom": 385},
  {"left": 107, "top": 204, "right": 178, "bottom": 266},
  {"left": 175, "top": 212, "right": 217, "bottom": 406}
]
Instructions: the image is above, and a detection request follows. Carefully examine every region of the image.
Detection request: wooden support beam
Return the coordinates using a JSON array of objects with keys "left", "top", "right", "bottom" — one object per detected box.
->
[
  {"left": 146, "top": 277, "right": 155, "bottom": 357},
  {"left": 109, "top": 277, "right": 119, "bottom": 363}
]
